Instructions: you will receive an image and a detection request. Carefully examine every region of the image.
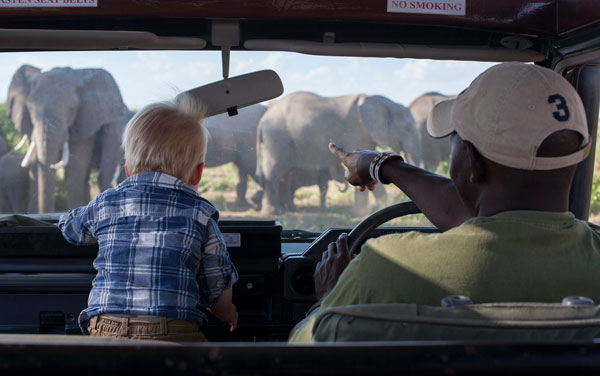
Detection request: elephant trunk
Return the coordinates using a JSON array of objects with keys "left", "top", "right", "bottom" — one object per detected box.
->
[
  {"left": 36, "top": 161, "right": 56, "bottom": 213},
  {"left": 402, "top": 131, "right": 422, "bottom": 166},
  {"left": 337, "top": 182, "right": 349, "bottom": 192},
  {"left": 29, "top": 125, "right": 63, "bottom": 212}
]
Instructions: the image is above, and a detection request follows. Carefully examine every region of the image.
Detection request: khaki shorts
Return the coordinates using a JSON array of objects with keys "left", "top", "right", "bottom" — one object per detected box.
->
[{"left": 88, "top": 314, "right": 207, "bottom": 342}]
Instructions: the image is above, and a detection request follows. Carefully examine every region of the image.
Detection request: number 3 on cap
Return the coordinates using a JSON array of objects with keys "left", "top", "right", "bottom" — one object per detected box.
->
[{"left": 548, "top": 94, "right": 571, "bottom": 122}]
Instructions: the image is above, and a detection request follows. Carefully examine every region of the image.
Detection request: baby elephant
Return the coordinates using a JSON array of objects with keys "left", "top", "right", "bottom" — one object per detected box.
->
[{"left": 0, "top": 153, "right": 30, "bottom": 214}]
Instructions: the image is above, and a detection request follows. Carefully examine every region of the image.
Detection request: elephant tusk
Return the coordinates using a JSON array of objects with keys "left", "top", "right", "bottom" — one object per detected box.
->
[
  {"left": 50, "top": 141, "right": 70, "bottom": 169},
  {"left": 14, "top": 134, "right": 28, "bottom": 151},
  {"left": 21, "top": 141, "right": 35, "bottom": 168},
  {"left": 111, "top": 164, "right": 123, "bottom": 187}
]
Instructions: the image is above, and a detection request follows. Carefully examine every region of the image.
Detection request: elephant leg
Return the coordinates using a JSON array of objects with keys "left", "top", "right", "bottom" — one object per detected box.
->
[
  {"left": 12, "top": 177, "right": 30, "bottom": 213},
  {"left": 250, "top": 190, "right": 263, "bottom": 210},
  {"left": 318, "top": 171, "right": 329, "bottom": 208},
  {"left": 0, "top": 190, "right": 7, "bottom": 214},
  {"left": 279, "top": 176, "right": 296, "bottom": 212},
  {"left": 97, "top": 124, "right": 125, "bottom": 190},
  {"left": 6, "top": 186, "right": 27, "bottom": 213},
  {"left": 262, "top": 167, "right": 288, "bottom": 215},
  {"left": 371, "top": 183, "right": 388, "bottom": 206},
  {"left": 233, "top": 164, "right": 250, "bottom": 207},
  {"left": 262, "top": 177, "right": 284, "bottom": 214},
  {"left": 14, "top": 184, "right": 29, "bottom": 213},
  {"left": 66, "top": 136, "right": 95, "bottom": 208},
  {"left": 353, "top": 189, "right": 371, "bottom": 217}
]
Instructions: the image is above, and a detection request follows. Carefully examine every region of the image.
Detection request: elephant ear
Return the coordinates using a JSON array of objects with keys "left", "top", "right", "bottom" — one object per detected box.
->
[
  {"left": 7, "top": 64, "right": 41, "bottom": 136},
  {"left": 71, "top": 69, "right": 126, "bottom": 141},
  {"left": 357, "top": 95, "right": 399, "bottom": 149},
  {"left": 358, "top": 95, "right": 420, "bottom": 164}
]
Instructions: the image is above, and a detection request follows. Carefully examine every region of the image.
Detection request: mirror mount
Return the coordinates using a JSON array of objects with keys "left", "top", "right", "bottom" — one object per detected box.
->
[
  {"left": 212, "top": 20, "right": 240, "bottom": 80},
  {"left": 221, "top": 46, "right": 231, "bottom": 79},
  {"left": 190, "top": 21, "right": 282, "bottom": 118}
]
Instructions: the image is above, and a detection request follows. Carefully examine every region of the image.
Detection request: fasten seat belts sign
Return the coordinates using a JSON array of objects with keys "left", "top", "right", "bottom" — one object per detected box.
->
[
  {"left": 0, "top": 0, "right": 97, "bottom": 6},
  {"left": 387, "top": 0, "right": 465, "bottom": 16}
]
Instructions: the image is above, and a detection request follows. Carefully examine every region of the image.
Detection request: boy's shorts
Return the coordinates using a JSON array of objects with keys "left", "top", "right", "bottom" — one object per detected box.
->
[{"left": 88, "top": 313, "right": 206, "bottom": 342}]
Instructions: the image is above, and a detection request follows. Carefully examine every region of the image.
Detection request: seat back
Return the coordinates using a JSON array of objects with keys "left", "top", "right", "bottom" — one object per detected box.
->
[{"left": 312, "top": 303, "right": 600, "bottom": 342}]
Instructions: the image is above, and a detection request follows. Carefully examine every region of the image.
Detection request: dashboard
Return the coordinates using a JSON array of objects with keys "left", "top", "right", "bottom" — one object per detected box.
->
[{"left": 0, "top": 219, "right": 438, "bottom": 341}]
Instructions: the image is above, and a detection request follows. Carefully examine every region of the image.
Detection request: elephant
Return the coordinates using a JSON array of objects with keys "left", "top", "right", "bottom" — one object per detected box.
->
[
  {"left": 103, "top": 109, "right": 135, "bottom": 188},
  {"left": 6, "top": 65, "right": 130, "bottom": 213},
  {"left": 408, "top": 92, "right": 454, "bottom": 170},
  {"left": 253, "top": 167, "right": 349, "bottom": 212},
  {"left": 256, "top": 91, "right": 418, "bottom": 214},
  {"left": 203, "top": 104, "right": 267, "bottom": 207},
  {"left": 0, "top": 152, "right": 30, "bottom": 214}
]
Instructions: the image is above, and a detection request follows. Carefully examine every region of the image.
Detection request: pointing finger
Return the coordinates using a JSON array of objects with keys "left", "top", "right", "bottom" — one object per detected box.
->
[{"left": 329, "top": 142, "right": 345, "bottom": 159}]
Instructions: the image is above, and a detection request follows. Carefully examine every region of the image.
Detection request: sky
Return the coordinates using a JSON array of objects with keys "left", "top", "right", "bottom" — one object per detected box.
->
[{"left": 0, "top": 50, "right": 495, "bottom": 109}]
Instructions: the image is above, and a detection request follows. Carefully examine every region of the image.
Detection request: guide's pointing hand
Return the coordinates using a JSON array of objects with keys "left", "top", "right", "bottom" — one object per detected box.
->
[{"left": 328, "top": 142, "right": 378, "bottom": 191}]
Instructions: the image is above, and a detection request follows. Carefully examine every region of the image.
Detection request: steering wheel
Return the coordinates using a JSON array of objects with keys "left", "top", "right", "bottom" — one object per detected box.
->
[{"left": 347, "top": 201, "right": 421, "bottom": 255}]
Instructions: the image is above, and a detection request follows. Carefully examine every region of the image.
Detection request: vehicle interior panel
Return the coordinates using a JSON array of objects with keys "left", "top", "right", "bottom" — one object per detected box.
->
[{"left": 0, "top": 0, "right": 598, "bottom": 374}]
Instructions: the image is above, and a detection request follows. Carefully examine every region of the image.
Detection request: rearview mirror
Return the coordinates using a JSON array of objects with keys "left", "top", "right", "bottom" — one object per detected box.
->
[{"left": 182, "top": 70, "right": 283, "bottom": 117}]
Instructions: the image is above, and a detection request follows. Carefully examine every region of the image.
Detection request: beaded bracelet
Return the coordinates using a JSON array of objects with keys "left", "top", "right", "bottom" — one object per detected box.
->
[
  {"left": 368, "top": 151, "right": 391, "bottom": 182},
  {"left": 369, "top": 151, "right": 404, "bottom": 184}
]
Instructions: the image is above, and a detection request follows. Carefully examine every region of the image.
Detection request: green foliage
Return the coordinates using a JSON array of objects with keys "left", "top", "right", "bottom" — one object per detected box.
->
[
  {"left": 434, "top": 159, "right": 450, "bottom": 177},
  {"left": 214, "top": 180, "right": 233, "bottom": 192},
  {"left": 294, "top": 187, "right": 314, "bottom": 201},
  {"left": 0, "top": 103, "right": 25, "bottom": 152},
  {"left": 590, "top": 174, "right": 600, "bottom": 216},
  {"left": 198, "top": 176, "right": 234, "bottom": 193},
  {"left": 199, "top": 163, "right": 235, "bottom": 194},
  {"left": 210, "top": 194, "right": 227, "bottom": 209}
]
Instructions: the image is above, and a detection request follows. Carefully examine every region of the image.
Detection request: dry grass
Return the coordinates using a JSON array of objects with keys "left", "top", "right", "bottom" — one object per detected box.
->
[{"left": 200, "top": 162, "right": 433, "bottom": 231}]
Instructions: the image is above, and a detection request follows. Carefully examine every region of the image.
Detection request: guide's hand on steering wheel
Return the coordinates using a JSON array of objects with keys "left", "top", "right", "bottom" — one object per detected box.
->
[
  {"left": 314, "top": 233, "right": 353, "bottom": 300},
  {"left": 328, "top": 142, "right": 378, "bottom": 192}
]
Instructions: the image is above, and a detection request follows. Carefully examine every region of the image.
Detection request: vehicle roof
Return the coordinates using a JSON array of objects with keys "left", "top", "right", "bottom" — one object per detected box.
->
[
  {"left": 0, "top": 0, "right": 598, "bottom": 68},
  {"left": 0, "top": 0, "right": 597, "bottom": 36}
]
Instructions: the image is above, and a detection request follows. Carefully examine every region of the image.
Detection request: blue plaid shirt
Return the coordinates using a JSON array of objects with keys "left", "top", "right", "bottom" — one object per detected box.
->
[{"left": 58, "top": 172, "right": 238, "bottom": 332}]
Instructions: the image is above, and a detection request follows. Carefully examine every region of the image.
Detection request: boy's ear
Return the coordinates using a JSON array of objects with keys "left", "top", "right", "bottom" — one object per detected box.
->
[
  {"left": 190, "top": 162, "right": 205, "bottom": 186},
  {"left": 124, "top": 163, "right": 131, "bottom": 178}
]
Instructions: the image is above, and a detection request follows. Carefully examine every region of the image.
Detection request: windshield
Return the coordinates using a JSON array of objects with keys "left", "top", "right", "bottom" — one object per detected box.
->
[{"left": 0, "top": 51, "right": 497, "bottom": 231}]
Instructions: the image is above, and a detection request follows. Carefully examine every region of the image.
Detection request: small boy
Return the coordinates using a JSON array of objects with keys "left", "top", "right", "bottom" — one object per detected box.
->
[{"left": 59, "top": 93, "right": 238, "bottom": 341}]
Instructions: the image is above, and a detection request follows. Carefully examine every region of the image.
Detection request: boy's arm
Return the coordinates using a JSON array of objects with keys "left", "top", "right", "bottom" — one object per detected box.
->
[
  {"left": 208, "top": 287, "right": 238, "bottom": 332},
  {"left": 58, "top": 200, "right": 99, "bottom": 245},
  {"left": 198, "top": 217, "right": 239, "bottom": 327}
]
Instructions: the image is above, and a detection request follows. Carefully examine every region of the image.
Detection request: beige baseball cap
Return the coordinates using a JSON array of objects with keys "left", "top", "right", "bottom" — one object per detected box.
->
[{"left": 427, "top": 62, "right": 590, "bottom": 170}]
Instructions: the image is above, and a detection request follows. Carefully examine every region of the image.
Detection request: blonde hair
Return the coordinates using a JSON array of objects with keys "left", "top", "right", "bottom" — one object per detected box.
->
[{"left": 122, "top": 93, "right": 209, "bottom": 183}]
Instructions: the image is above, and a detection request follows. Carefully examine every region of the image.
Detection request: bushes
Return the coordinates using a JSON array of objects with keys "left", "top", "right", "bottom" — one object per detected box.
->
[
  {"left": 0, "top": 104, "right": 23, "bottom": 151},
  {"left": 591, "top": 175, "right": 600, "bottom": 216}
]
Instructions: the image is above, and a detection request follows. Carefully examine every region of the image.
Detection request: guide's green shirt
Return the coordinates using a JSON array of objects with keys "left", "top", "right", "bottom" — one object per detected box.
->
[{"left": 289, "top": 211, "right": 600, "bottom": 343}]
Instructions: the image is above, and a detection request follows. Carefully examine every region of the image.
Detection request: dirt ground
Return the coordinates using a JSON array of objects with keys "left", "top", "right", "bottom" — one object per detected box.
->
[{"left": 200, "top": 163, "right": 433, "bottom": 231}]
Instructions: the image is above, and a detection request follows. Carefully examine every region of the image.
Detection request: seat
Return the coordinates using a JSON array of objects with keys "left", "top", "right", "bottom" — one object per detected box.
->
[{"left": 312, "top": 300, "right": 600, "bottom": 342}]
